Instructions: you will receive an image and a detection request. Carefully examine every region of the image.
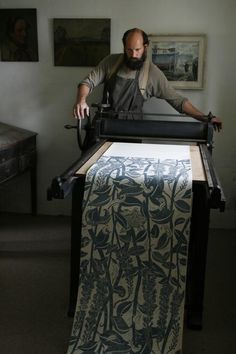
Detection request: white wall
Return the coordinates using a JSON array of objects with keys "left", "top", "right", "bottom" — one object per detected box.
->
[{"left": 0, "top": 0, "right": 235, "bottom": 228}]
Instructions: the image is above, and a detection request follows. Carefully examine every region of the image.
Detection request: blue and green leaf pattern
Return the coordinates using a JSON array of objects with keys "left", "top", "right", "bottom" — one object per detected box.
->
[{"left": 68, "top": 154, "right": 192, "bottom": 354}]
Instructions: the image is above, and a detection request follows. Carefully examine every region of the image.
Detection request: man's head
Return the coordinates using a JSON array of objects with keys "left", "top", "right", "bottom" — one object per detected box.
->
[
  {"left": 6, "top": 17, "right": 29, "bottom": 46},
  {"left": 122, "top": 28, "right": 149, "bottom": 70}
]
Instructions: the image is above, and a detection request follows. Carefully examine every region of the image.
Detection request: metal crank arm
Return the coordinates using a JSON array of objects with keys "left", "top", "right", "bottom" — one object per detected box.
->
[{"left": 64, "top": 115, "right": 91, "bottom": 151}]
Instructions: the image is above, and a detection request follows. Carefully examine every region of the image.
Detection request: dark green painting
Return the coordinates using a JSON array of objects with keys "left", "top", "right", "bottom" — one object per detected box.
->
[{"left": 53, "top": 18, "right": 110, "bottom": 67}]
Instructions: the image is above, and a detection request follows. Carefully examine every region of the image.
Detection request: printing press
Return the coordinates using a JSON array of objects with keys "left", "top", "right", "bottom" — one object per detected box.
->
[{"left": 47, "top": 106, "right": 225, "bottom": 330}]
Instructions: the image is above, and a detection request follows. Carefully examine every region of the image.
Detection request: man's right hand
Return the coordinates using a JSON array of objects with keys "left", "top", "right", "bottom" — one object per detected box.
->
[{"left": 73, "top": 102, "right": 90, "bottom": 119}]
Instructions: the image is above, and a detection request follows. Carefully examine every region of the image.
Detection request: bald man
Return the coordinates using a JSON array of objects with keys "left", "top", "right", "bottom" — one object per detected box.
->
[{"left": 73, "top": 28, "right": 222, "bottom": 147}]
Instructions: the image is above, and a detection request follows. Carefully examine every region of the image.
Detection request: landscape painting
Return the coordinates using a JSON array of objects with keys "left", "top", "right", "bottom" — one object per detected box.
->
[
  {"left": 53, "top": 18, "right": 110, "bottom": 67},
  {"left": 148, "top": 34, "right": 206, "bottom": 89}
]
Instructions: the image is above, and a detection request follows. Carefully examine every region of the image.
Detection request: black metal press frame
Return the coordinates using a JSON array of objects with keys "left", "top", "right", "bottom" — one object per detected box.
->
[{"left": 48, "top": 115, "right": 225, "bottom": 330}]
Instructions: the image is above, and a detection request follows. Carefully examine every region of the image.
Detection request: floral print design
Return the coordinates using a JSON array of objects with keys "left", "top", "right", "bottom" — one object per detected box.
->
[{"left": 68, "top": 154, "right": 192, "bottom": 354}]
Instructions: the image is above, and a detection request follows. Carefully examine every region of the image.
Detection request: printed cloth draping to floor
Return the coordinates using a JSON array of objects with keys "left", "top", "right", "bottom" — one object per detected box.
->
[{"left": 67, "top": 144, "right": 192, "bottom": 354}]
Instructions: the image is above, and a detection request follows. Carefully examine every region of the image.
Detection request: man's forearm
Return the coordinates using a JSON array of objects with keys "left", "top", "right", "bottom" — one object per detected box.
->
[
  {"left": 76, "top": 84, "right": 90, "bottom": 104},
  {"left": 182, "top": 100, "right": 205, "bottom": 121},
  {"left": 182, "top": 99, "right": 222, "bottom": 131}
]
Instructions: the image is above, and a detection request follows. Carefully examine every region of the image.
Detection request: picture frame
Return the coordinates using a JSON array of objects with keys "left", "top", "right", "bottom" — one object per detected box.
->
[
  {"left": 53, "top": 18, "right": 110, "bottom": 67},
  {"left": 0, "top": 8, "right": 38, "bottom": 62},
  {"left": 148, "top": 34, "right": 206, "bottom": 89}
]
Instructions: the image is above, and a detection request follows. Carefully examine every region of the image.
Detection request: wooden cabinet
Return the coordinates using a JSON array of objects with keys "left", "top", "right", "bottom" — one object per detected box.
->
[{"left": 0, "top": 122, "right": 37, "bottom": 214}]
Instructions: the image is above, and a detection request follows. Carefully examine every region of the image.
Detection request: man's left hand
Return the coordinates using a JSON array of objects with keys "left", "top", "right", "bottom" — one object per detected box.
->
[{"left": 211, "top": 116, "right": 223, "bottom": 132}]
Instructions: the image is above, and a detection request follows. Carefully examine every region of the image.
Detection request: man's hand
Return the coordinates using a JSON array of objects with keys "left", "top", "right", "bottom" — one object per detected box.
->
[
  {"left": 211, "top": 116, "right": 222, "bottom": 132},
  {"left": 73, "top": 102, "right": 90, "bottom": 119},
  {"left": 73, "top": 84, "right": 90, "bottom": 119}
]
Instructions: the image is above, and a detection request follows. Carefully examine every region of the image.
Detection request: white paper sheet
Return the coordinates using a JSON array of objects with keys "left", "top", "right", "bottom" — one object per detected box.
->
[{"left": 104, "top": 142, "right": 190, "bottom": 160}]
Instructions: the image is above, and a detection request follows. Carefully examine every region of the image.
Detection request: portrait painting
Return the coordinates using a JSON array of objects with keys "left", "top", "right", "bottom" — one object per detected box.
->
[
  {"left": 53, "top": 18, "right": 110, "bottom": 67},
  {"left": 0, "top": 8, "right": 38, "bottom": 62},
  {"left": 148, "top": 34, "right": 206, "bottom": 89}
]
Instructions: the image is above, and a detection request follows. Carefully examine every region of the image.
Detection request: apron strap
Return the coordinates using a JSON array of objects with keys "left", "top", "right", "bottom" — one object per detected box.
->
[
  {"left": 107, "top": 54, "right": 124, "bottom": 81},
  {"left": 139, "top": 59, "right": 150, "bottom": 97}
]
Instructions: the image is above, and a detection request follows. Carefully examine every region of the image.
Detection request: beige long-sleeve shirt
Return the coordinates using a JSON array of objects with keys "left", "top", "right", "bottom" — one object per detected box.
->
[{"left": 79, "top": 54, "right": 187, "bottom": 113}]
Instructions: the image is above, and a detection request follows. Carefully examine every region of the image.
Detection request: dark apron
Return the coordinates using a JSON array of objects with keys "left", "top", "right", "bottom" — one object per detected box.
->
[
  {"left": 83, "top": 67, "right": 144, "bottom": 150},
  {"left": 103, "top": 68, "right": 144, "bottom": 119}
]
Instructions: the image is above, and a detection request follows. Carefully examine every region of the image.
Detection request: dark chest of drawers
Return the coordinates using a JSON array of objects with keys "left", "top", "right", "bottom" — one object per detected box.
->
[{"left": 0, "top": 122, "right": 37, "bottom": 214}]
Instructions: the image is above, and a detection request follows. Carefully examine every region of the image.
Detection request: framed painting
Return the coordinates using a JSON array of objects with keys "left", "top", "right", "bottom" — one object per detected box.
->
[
  {"left": 0, "top": 8, "right": 38, "bottom": 62},
  {"left": 148, "top": 34, "right": 206, "bottom": 89},
  {"left": 53, "top": 18, "right": 110, "bottom": 67}
]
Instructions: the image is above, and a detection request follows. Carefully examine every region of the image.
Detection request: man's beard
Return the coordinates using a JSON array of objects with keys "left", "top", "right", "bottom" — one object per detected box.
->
[{"left": 124, "top": 50, "right": 147, "bottom": 70}]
